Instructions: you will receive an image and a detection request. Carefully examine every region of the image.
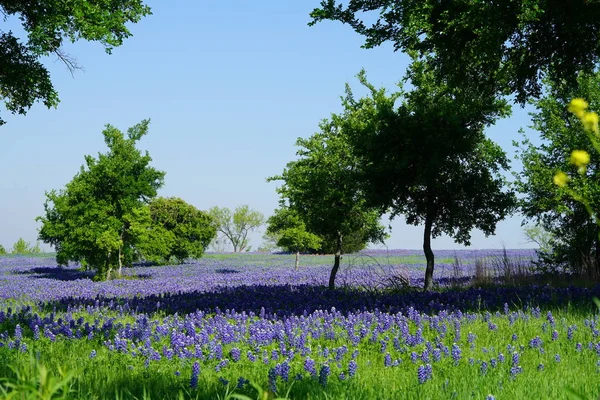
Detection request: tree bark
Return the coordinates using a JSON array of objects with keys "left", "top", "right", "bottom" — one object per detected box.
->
[
  {"left": 118, "top": 245, "right": 123, "bottom": 277},
  {"left": 423, "top": 195, "right": 436, "bottom": 291},
  {"left": 328, "top": 232, "right": 342, "bottom": 290},
  {"left": 594, "top": 229, "right": 600, "bottom": 280},
  {"left": 295, "top": 251, "right": 300, "bottom": 270}
]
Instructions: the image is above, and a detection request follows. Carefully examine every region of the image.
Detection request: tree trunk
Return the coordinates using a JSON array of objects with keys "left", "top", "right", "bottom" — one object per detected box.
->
[
  {"left": 328, "top": 232, "right": 342, "bottom": 290},
  {"left": 423, "top": 196, "right": 436, "bottom": 291},
  {"left": 295, "top": 251, "right": 300, "bottom": 270},
  {"left": 594, "top": 230, "right": 600, "bottom": 280},
  {"left": 105, "top": 251, "right": 112, "bottom": 281},
  {"left": 118, "top": 245, "right": 123, "bottom": 277}
]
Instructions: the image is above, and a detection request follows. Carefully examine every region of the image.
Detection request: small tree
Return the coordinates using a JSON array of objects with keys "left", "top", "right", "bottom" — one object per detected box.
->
[
  {"left": 266, "top": 207, "right": 322, "bottom": 269},
  {"left": 207, "top": 205, "right": 264, "bottom": 252},
  {"left": 8, "top": 238, "right": 41, "bottom": 254},
  {"left": 522, "top": 224, "right": 555, "bottom": 254},
  {"left": 269, "top": 119, "right": 386, "bottom": 289},
  {"left": 0, "top": 245, "right": 5, "bottom": 255},
  {"left": 37, "top": 120, "right": 165, "bottom": 280},
  {"left": 146, "top": 197, "right": 216, "bottom": 263}
]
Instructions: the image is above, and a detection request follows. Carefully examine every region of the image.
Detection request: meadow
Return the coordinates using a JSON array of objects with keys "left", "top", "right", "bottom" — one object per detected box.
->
[{"left": 0, "top": 250, "right": 599, "bottom": 399}]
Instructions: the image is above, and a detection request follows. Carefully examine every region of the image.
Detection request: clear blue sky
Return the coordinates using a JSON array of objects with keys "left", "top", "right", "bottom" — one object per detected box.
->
[{"left": 0, "top": 1, "right": 540, "bottom": 251}]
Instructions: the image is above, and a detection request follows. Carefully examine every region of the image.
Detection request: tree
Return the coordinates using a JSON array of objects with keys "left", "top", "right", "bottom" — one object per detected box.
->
[
  {"left": 522, "top": 224, "right": 555, "bottom": 254},
  {"left": 0, "top": 244, "right": 5, "bottom": 255},
  {"left": 0, "top": 1, "right": 151, "bottom": 125},
  {"left": 514, "top": 71, "right": 600, "bottom": 278},
  {"left": 269, "top": 119, "right": 387, "bottom": 290},
  {"left": 338, "top": 66, "right": 515, "bottom": 290},
  {"left": 37, "top": 120, "right": 165, "bottom": 280},
  {"left": 10, "top": 237, "right": 40, "bottom": 254},
  {"left": 145, "top": 197, "right": 216, "bottom": 263},
  {"left": 207, "top": 205, "right": 264, "bottom": 252},
  {"left": 266, "top": 207, "right": 322, "bottom": 269},
  {"left": 309, "top": 0, "right": 600, "bottom": 105}
]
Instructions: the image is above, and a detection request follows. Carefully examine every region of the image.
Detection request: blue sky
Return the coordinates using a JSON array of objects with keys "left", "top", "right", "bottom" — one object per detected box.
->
[{"left": 0, "top": 1, "right": 540, "bottom": 251}]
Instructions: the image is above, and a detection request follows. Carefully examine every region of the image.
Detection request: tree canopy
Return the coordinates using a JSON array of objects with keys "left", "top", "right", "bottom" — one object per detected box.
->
[
  {"left": 37, "top": 119, "right": 165, "bottom": 280},
  {"left": 143, "top": 197, "right": 216, "bottom": 264},
  {"left": 0, "top": 0, "right": 151, "bottom": 125},
  {"left": 309, "top": 0, "right": 600, "bottom": 104}
]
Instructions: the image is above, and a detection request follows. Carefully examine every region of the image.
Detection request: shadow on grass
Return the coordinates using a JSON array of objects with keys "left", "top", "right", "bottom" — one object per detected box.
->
[
  {"left": 14, "top": 266, "right": 94, "bottom": 281},
  {"left": 35, "top": 280, "right": 600, "bottom": 318},
  {"left": 215, "top": 268, "right": 240, "bottom": 274}
]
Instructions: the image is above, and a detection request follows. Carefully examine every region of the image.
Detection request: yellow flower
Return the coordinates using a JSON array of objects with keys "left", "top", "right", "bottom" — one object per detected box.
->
[
  {"left": 570, "top": 149, "right": 590, "bottom": 167},
  {"left": 553, "top": 171, "right": 569, "bottom": 187},
  {"left": 582, "top": 111, "right": 599, "bottom": 133},
  {"left": 568, "top": 98, "right": 589, "bottom": 118}
]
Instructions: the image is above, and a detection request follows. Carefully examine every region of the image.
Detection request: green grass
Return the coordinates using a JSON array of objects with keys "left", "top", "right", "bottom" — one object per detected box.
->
[{"left": 0, "top": 303, "right": 598, "bottom": 399}]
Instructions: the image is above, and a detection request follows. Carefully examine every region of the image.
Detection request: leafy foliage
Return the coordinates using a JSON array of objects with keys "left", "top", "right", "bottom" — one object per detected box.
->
[
  {"left": 37, "top": 120, "right": 165, "bottom": 280},
  {"left": 144, "top": 197, "right": 216, "bottom": 263},
  {"left": 10, "top": 238, "right": 41, "bottom": 254},
  {"left": 0, "top": 245, "right": 5, "bottom": 255},
  {"left": 0, "top": 0, "right": 151, "bottom": 125},
  {"left": 514, "top": 72, "right": 600, "bottom": 277},
  {"left": 309, "top": 0, "right": 600, "bottom": 105},
  {"left": 207, "top": 206, "right": 264, "bottom": 252},
  {"left": 522, "top": 224, "right": 555, "bottom": 254}
]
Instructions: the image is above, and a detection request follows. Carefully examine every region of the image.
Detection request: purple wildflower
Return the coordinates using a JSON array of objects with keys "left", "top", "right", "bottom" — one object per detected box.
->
[
  {"left": 319, "top": 365, "right": 330, "bottom": 387},
  {"left": 304, "top": 357, "right": 317, "bottom": 377},
  {"left": 190, "top": 362, "right": 200, "bottom": 389},
  {"left": 348, "top": 360, "right": 358, "bottom": 377}
]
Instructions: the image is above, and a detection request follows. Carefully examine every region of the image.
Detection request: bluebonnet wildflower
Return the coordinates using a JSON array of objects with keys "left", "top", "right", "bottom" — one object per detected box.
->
[
  {"left": 417, "top": 365, "right": 427, "bottom": 384},
  {"left": 384, "top": 353, "right": 392, "bottom": 367},
  {"left": 319, "top": 365, "right": 330, "bottom": 387},
  {"left": 348, "top": 360, "right": 358, "bottom": 377},
  {"left": 304, "top": 357, "right": 317, "bottom": 377},
  {"left": 568, "top": 326, "right": 575, "bottom": 340},
  {"left": 237, "top": 377, "right": 249, "bottom": 389},
  {"left": 268, "top": 368, "right": 277, "bottom": 393},
  {"left": 190, "top": 362, "right": 200, "bottom": 389},
  {"left": 480, "top": 361, "right": 488, "bottom": 375},
  {"left": 230, "top": 347, "right": 241, "bottom": 362}
]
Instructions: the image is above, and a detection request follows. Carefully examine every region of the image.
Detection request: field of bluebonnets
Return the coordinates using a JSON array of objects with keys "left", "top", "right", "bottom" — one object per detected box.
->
[{"left": 1, "top": 249, "right": 600, "bottom": 399}]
